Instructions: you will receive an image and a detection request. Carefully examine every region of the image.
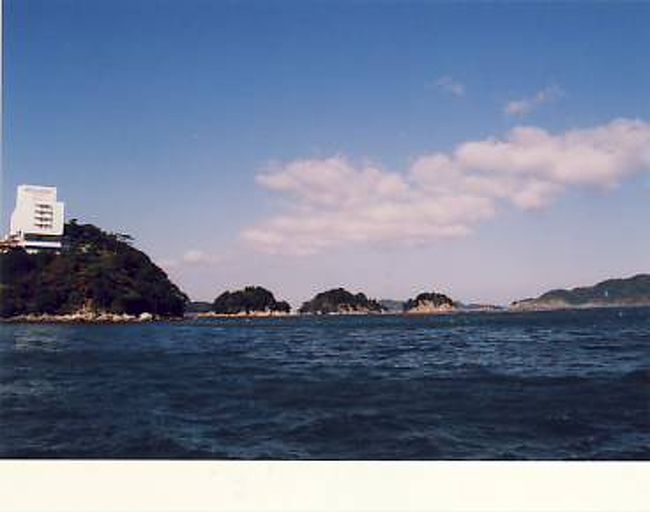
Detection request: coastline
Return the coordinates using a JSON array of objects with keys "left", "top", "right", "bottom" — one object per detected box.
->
[
  {"left": 0, "top": 311, "right": 177, "bottom": 324},
  {"left": 3, "top": 302, "right": 649, "bottom": 324},
  {"left": 196, "top": 311, "right": 296, "bottom": 319},
  {"left": 507, "top": 301, "right": 650, "bottom": 312}
]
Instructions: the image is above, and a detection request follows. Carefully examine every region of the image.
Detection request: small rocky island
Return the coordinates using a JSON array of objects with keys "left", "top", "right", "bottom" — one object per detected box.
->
[
  {"left": 510, "top": 274, "right": 650, "bottom": 311},
  {"left": 403, "top": 291, "right": 456, "bottom": 314},
  {"left": 299, "top": 288, "right": 384, "bottom": 314},
  {"left": 204, "top": 286, "right": 291, "bottom": 317},
  {"left": 0, "top": 220, "right": 188, "bottom": 321}
]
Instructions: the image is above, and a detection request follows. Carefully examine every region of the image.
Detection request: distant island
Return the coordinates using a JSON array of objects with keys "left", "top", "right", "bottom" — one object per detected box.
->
[
  {"left": 403, "top": 291, "right": 456, "bottom": 314},
  {"left": 0, "top": 220, "right": 187, "bottom": 321},
  {"left": 299, "top": 288, "right": 384, "bottom": 314},
  {"left": 201, "top": 286, "right": 291, "bottom": 317},
  {"left": 510, "top": 274, "right": 650, "bottom": 311}
]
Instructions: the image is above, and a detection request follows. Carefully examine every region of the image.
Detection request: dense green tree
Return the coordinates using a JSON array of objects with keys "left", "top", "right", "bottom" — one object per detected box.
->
[
  {"left": 299, "top": 288, "right": 384, "bottom": 314},
  {"left": 212, "top": 286, "right": 291, "bottom": 314},
  {"left": 403, "top": 291, "right": 455, "bottom": 312},
  {"left": 0, "top": 221, "right": 188, "bottom": 317}
]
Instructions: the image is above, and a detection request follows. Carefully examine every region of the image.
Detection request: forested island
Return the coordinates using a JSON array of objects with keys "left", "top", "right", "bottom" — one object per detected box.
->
[
  {"left": 510, "top": 274, "right": 650, "bottom": 311},
  {"left": 0, "top": 221, "right": 187, "bottom": 320},
  {"left": 403, "top": 291, "right": 456, "bottom": 314},
  {"left": 203, "top": 286, "right": 291, "bottom": 316},
  {"left": 299, "top": 288, "right": 384, "bottom": 314},
  {"left": 199, "top": 287, "right": 460, "bottom": 317}
]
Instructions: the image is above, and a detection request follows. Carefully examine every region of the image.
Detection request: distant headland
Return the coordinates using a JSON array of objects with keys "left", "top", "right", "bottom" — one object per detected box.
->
[{"left": 510, "top": 274, "right": 650, "bottom": 311}]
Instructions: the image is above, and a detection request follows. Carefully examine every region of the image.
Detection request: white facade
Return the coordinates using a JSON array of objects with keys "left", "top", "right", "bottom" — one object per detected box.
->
[{"left": 9, "top": 185, "right": 65, "bottom": 252}]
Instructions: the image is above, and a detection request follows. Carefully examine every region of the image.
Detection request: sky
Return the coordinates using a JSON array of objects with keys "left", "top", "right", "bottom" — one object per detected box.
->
[{"left": 3, "top": 0, "right": 650, "bottom": 306}]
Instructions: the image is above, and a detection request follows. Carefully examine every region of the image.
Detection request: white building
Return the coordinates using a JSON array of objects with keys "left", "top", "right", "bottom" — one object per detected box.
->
[{"left": 8, "top": 185, "right": 65, "bottom": 252}]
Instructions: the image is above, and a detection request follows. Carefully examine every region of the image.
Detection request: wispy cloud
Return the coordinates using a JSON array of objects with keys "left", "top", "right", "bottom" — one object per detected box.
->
[
  {"left": 182, "top": 249, "right": 219, "bottom": 265},
  {"left": 243, "top": 118, "right": 650, "bottom": 255},
  {"left": 504, "top": 85, "right": 563, "bottom": 117},
  {"left": 158, "top": 249, "right": 220, "bottom": 269},
  {"left": 435, "top": 75, "right": 465, "bottom": 97}
]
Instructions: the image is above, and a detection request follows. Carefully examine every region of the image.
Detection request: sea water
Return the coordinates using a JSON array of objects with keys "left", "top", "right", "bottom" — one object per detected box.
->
[{"left": 0, "top": 308, "right": 648, "bottom": 459}]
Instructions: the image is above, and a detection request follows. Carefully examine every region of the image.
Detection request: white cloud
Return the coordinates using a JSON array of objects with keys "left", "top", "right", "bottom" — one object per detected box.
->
[
  {"left": 435, "top": 75, "right": 465, "bottom": 97},
  {"left": 504, "top": 85, "right": 563, "bottom": 117},
  {"left": 181, "top": 249, "right": 219, "bottom": 265},
  {"left": 243, "top": 118, "right": 650, "bottom": 255},
  {"left": 160, "top": 250, "right": 220, "bottom": 268}
]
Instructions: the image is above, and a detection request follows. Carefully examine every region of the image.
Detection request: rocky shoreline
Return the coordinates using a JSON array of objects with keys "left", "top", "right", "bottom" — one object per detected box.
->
[
  {"left": 0, "top": 311, "right": 166, "bottom": 324},
  {"left": 196, "top": 310, "right": 294, "bottom": 319},
  {"left": 4, "top": 302, "right": 649, "bottom": 324},
  {"left": 404, "top": 303, "right": 457, "bottom": 315}
]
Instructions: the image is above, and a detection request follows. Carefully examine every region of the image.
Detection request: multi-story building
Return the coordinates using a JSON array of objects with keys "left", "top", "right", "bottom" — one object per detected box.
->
[{"left": 6, "top": 185, "right": 65, "bottom": 253}]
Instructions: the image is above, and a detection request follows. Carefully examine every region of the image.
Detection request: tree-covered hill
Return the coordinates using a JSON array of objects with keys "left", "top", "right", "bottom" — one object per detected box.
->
[
  {"left": 211, "top": 286, "right": 291, "bottom": 314},
  {"left": 511, "top": 274, "right": 650, "bottom": 310},
  {"left": 299, "top": 288, "right": 384, "bottom": 314},
  {"left": 0, "top": 220, "right": 188, "bottom": 318},
  {"left": 403, "top": 291, "right": 456, "bottom": 313}
]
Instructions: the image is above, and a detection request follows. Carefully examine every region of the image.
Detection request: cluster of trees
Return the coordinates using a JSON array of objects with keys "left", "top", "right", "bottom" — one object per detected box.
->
[
  {"left": 212, "top": 286, "right": 290, "bottom": 314},
  {"left": 298, "top": 288, "right": 384, "bottom": 314},
  {"left": 0, "top": 220, "right": 188, "bottom": 317},
  {"left": 403, "top": 291, "right": 455, "bottom": 311}
]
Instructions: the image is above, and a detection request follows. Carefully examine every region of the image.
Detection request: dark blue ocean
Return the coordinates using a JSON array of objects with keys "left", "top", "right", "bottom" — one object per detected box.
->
[{"left": 1, "top": 308, "right": 648, "bottom": 459}]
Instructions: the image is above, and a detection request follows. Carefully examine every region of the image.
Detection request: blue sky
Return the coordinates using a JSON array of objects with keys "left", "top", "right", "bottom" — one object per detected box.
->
[{"left": 3, "top": 1, "right": 650, "bottom": 305}]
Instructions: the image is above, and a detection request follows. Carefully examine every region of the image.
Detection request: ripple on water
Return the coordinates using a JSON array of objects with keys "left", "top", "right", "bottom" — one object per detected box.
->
[{"left": 0, "top": 308, "right": 648, "bottom": 459}]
